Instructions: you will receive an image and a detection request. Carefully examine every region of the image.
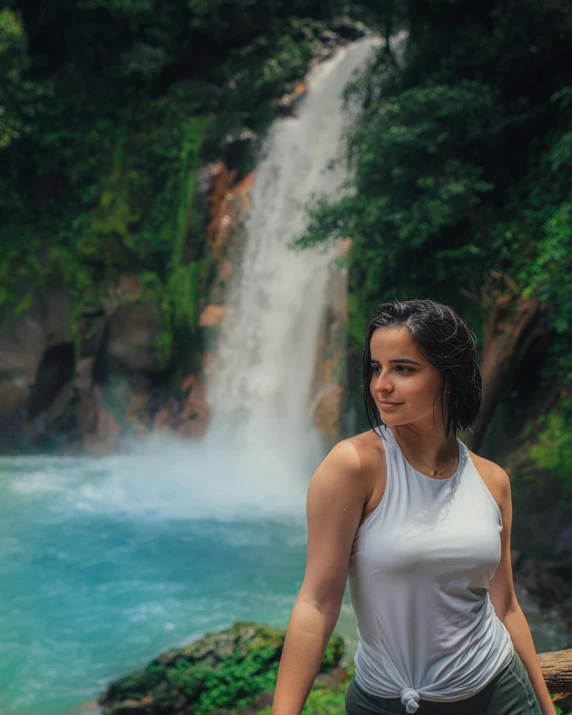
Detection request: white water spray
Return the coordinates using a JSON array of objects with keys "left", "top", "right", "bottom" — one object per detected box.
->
[{"left": 206, "top": 38, "right": 380, "bottom": 477}]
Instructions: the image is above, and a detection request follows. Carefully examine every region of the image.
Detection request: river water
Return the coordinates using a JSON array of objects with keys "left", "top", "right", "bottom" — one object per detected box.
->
[{"left": 0, "top": 445, "right": 305, "bottom": 714}]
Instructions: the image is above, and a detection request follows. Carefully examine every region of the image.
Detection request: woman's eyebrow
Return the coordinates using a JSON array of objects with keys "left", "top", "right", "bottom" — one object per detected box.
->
[{"left": 370, "top": 358, "right": 422, "bottom": 365}]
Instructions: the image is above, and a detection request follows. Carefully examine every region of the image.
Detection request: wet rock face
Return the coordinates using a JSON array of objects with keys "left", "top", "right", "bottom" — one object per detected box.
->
[
  {"left": 106, "top": 303, "right": 166, "bottom": 373},
  {"left": 0, "top": 315, "right": 47, "bottom": 427},
  {"left": 0, "top": 289, "right": 72, "bottom": 449},
  {"left": 99, "top": 621, "right": 345, "bottom": 715},
  {"left": 0, "top": 273, "right": 210, "bottom": 454},
  {"left": 311, "top": 240, "right": 351, "bottom": 446}
]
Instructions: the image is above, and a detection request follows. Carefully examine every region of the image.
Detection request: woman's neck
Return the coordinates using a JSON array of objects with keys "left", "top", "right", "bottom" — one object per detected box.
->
[{"left": 389, "top": 423, "right": 458, "bottom": 466}]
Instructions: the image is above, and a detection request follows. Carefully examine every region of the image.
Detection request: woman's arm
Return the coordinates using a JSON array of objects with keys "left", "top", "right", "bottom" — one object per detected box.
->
[
  {"left": 271, "top": 440, "right": 371, "bottom": 715},
  {"left": 488, "top": 463, "right": 556, "bottom": 715}
]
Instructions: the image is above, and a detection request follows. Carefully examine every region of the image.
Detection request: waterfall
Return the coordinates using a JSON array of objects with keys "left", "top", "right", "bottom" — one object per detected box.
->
[{"left": 205, "top": 38, "right": 380, "bottom": 477}]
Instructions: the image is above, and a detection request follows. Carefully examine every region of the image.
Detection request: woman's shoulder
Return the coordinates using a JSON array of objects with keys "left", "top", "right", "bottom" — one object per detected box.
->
[
  {"left": 465, "top": 448, "right": 511, "bottom": 507},
  {"left": 308, "top": 430, "right": 386, "bottom": 516},
  {"left": 326, "top": 428, "right": 387, "bottom": 479}
]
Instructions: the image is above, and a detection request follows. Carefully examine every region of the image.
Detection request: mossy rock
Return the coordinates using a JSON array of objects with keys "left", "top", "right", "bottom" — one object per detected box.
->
[{"left": 99, "top": 621, "right": 345, "bottom": 715}]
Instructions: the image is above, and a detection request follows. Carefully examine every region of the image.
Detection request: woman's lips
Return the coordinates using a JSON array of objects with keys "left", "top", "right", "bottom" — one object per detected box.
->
[{"left": 379, "top": 402, "right": 402, "bottom": 410}]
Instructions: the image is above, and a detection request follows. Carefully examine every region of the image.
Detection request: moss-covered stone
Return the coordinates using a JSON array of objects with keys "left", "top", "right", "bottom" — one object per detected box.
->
[{"left": 99, "top": 621, "right": 346, "bottom": 715}]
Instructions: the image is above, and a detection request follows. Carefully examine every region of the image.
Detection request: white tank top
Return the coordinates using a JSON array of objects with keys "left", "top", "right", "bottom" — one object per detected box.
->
[{"left": 347, "top": 424, "right": 514, "bottom": 713}]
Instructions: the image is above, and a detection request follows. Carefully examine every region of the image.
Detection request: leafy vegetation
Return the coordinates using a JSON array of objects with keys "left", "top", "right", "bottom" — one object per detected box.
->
[
  {"left": 530, "top": 396, "right": 572, "bottom": 506},
  {"left": 0, "top": 2, "right": 348, "bottom": 369}
]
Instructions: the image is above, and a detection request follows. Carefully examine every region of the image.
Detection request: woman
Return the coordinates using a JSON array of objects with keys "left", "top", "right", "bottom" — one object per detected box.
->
[{"left": 271, "top": 299, "right": 555, "bottom": 715}]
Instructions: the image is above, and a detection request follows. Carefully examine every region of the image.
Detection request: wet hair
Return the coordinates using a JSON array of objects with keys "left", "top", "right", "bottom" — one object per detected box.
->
[{"left": 362, "top": 298, "right": 482, "bottom": 437}]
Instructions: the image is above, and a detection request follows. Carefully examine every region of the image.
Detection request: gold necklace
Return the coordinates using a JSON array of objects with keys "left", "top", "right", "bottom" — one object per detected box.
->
[{"left": 393, "top": 432, "right": 458, "bottom": 477}]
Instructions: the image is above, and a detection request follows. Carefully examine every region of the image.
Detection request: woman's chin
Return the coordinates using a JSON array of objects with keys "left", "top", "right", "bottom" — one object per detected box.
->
[{"left": 379, "top": 410, "right": 408, "bottom": 425}]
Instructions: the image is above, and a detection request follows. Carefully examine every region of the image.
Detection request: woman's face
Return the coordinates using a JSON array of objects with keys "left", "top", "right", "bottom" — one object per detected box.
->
[{"left": 369, "top": 326, "right": 446, "bottom": 429}]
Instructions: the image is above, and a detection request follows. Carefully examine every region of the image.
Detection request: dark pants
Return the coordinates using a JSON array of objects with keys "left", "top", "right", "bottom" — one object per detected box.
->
[{"left": 345, "top": 651, "right": 542, "bottom": 715}]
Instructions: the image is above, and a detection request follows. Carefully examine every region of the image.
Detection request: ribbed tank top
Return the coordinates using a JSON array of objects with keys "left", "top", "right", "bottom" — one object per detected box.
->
[{"left": 347, "top": 424, "right": 514, "bottom": 713}]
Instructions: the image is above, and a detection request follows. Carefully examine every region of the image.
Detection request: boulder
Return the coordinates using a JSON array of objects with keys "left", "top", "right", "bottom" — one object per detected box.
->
[
  {"left": 199, "top": 304, "right": 225, "bottom": 327},
  {"left": 106, "top": 302, "right": 167, "bottom": 373},
  {"left": 0, "top": 314, "right": 46, "bottom": 424},
  {"left": 0, "top": 289, "right": 77, "bottom": 446}
]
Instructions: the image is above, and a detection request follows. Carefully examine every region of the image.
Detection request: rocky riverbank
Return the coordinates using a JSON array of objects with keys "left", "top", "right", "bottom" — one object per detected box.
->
[{"left": 96, "top": 622, "right": 347, "bottom": 715}]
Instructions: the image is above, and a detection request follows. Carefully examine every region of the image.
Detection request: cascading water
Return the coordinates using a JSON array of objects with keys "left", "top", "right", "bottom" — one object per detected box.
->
[{"left": 205, "top": 38, "right": 380, "bottom": 476}]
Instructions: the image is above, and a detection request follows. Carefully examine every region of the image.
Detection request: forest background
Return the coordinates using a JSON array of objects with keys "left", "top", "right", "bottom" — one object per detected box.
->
[{"left": 1, "top": 0, "right": 572, "bottom": 620}]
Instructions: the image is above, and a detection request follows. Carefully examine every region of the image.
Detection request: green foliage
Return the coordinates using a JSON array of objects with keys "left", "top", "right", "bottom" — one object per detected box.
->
[
  {"left": 258, "top": 689, "right": 346, "bottom": 715},
  {"left": 0, "top": 3, "right": 336, "bottom": 374},
  {"left": 78, "top": 0, "right": 153, "bottom": 12},
  {"left": 530, "top": 396, "right": 572, "bottom": 504},
  {"left": 490, "top": 86, "right": 572, "bottom": 373},
  {"left": 300, "top": 681, "right": 347, "bottom": 715},
  {"left": 191, "top": 632, "right": 345, "bottom": 715},
  {"left": 259, "top": 662, "right": 355, "bottom": 715},
  {"left": 0, "top": 96, "right": 209, "bottom": 364},
  {"left": 520, "top": 200, "right": 572, "bottom": 349},
  {"left": 321, "top": 632, "right": 345, "bottom": 671},
  {"left": 0, "top": 8, "right": 42, "bottom": 149},
  {"left": 193, "top": 646, "right": 280, "bottom": 714}
]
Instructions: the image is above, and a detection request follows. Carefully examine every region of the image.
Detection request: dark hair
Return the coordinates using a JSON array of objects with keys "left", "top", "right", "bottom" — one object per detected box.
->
[{"left": 362, "top": 298, "right": 482, "bottom": 437}]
